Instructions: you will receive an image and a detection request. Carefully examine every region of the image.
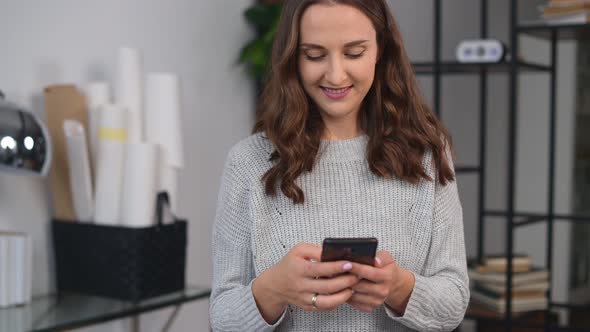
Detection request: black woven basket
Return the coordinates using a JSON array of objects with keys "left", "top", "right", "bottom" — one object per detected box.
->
[{"left": 52, "top": 192, "right": 187, "bottom": 301}]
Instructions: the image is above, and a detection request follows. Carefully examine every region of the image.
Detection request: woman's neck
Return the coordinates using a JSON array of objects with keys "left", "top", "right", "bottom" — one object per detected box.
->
[{"left": 321, "top": 120, "right": 362, "bottom": 141}]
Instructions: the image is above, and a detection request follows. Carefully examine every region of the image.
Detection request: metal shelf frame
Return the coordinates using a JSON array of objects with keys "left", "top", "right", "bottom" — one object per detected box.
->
[{"left": 415, "top": 1, "right": 590, "bottom": 331}]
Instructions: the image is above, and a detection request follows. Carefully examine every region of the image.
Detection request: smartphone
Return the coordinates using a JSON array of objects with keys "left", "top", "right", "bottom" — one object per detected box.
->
[{"left": 321, "top": 237, "right": 378, "bottom": 266}]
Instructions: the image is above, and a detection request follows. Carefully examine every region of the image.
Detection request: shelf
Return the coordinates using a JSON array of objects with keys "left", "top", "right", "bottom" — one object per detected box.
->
[
  {"left": 465, "top": 302, "right": 590, "bottom": 331},
  {"left": 0, "top": 285, "right": 210, "bottom": 332},
  {"left": 412, "top": 61, "right": 551, "bottom": 75},
  {"left": 484, "top": 210, "right": 548, "bottom": 228},
  {"left": 464, "top": 301, "right": 555, "bottom": 326},
  {"left": 455, "top": 165, "right": 481, "bottom": 174},
  {"left": 485, "top": 210, "right": 590, "bottom": 226},
  {"left": 519, "top": 23, "right": 590, "bottom": 40},
  {"left": 550, "top": 301, "right": 590, "bottom": 311}
]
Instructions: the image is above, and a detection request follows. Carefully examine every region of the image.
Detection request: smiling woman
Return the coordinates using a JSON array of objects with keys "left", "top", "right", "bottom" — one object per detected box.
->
[
  {"left": 297, "top": 4, "right": 377, "bottom": 138},
  {"left": 210, "top": 1, "right": 469, "bottom": 331}
]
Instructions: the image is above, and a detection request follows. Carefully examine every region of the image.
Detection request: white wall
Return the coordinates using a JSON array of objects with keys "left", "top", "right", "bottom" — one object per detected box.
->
[{"left": 0, "top": 1, "right": 255, "bottom": 331}]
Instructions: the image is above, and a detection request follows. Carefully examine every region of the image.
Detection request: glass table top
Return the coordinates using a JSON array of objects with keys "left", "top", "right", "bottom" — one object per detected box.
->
[{"left": 0, "top": 285, "right": 211, "bottom": 332}]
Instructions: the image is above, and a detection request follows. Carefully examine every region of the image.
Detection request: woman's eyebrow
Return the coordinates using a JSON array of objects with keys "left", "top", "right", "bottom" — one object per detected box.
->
[
  {"left": 343, "top": 39, "right": 369, "bottom": 47},
  {"left": 299, "top": 39, "right": 369, "bottom": 49}
]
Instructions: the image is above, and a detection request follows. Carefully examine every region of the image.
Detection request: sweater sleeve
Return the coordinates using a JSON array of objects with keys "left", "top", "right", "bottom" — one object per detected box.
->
[
  {"left": 209, "top": 148, "right": 287, "bottom": 332},
  {"left": 385, "top": 159, "right": 470, "bottom": 331}
]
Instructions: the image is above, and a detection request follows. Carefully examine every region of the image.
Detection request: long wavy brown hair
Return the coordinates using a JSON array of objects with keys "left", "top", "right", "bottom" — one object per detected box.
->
[{"left": 253, "top": 0, "right": 455, "bottom": 204}]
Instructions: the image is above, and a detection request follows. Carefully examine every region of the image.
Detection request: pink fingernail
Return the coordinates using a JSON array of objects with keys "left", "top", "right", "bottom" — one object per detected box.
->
[
  {"left": 376, "top": 258, "right": 382, "bottom": 265},
  {"left": 343, "top": 262, "right": 352, "bottom": 271}
]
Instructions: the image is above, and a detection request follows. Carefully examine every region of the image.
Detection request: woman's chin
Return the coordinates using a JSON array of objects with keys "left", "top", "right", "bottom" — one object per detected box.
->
[{"left": 318, "top": 106, "right": 359, "bottom": 120}]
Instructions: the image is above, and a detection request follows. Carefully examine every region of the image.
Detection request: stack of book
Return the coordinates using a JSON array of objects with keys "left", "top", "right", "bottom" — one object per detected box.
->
[
  {"left": 468, "top": 254, "right": 550, "bottom": 313},
  {"left": 540, "top": 0, "right": 590, "bottom": 24},
  {"left": 0, "top": 232, "right": 32, "bottom": 308}
]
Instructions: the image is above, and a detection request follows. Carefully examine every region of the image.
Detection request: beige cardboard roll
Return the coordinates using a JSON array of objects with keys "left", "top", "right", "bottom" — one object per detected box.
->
[
  {"left": 44, "top": 85, "right": 89, "bottom": 221},
  {"left": 120, "top": 143, "right": 159, "bottom": 227},
  {"left": 116, "top": 47, "right": 143, "bottom": 143},
  {"left": 63, "top": 120, "right": 94, "bottom": 222},
  {"left": 145, "top": 73, "right": 184, "bottom": 168},
  {"left": 94, "top": 104, "right": 127, "bottom": 225},
  {"left": 85, "top": 82, "right": 111, "bottom": 173}
]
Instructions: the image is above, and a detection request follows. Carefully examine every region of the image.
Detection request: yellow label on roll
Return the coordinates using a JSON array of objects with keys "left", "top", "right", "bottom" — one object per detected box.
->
[{"left": 99, "top": 128, "right": 127, "bottom": 142}]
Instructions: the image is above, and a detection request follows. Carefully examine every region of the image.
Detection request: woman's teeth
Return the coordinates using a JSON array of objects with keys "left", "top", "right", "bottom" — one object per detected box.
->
[{"left": 323, "top": 87, "right": 349, "bottom": 93}]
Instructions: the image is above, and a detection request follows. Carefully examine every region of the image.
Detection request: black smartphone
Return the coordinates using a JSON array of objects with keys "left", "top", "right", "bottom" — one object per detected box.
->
[{"left": 321, "top": 237, "right": 378, "bottom": 266}]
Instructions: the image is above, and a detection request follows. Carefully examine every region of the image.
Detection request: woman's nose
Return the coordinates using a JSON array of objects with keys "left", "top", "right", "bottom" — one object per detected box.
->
[{"left": 325, "top": 57, "right": 347, "bottom": 86}]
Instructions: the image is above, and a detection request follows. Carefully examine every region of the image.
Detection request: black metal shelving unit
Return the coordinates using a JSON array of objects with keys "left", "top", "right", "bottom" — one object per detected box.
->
[{"left": 411, "top": 1, "right": 590, "bottom": 331}]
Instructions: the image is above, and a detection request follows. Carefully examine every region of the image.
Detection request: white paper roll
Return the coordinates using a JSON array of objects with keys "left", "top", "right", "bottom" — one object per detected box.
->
[
  {"left": 145, "top": 73, "right": 184, "bottom": 168},
  {"left": 0, "top": 238, "right": 7, "bottom": 307},
  {"left": 116, "top": 47, "right": 143, "bottom": 143},
  {"left": 120, "top": 143, "right": 159, "bottom": 228},
  {"left": 63, "top": 120, "right": 94, "bottom": 222},
  {"left": 23, "top": 235, "right": 31, "bottom": 304},
  {"left": 94, "top": 104, "right": 127, "bottom": 225},
  {"left": 159, "top": 165, "right": 178, "bottom": 219},
  {"left": 85, "top": 82, "right": 111, "bottom": 171}
]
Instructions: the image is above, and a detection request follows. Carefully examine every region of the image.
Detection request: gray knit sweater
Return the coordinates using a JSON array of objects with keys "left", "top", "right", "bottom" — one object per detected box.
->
[{"left": 210, "top": 133, "right": 469, "bottom": 332}]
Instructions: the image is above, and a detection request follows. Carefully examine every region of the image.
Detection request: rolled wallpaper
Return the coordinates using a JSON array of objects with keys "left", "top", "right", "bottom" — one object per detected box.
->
[
  {"left": 85, "top": 82, "right": 111, "bottom": 172},
  {"left": 120, "top": 143, "right": 159, "bottom": 227},
  {"left": 93, "top": 104, "right": 127, "bottom": 225},
  {"left": 145, "top": 73, "right": 184, "bottom": 168},
  {"left": 63, "top": 120, "right": 94, "bottom": 222},
  {"left": 116, "top": 47, "right": 143, "bottom": 143}
]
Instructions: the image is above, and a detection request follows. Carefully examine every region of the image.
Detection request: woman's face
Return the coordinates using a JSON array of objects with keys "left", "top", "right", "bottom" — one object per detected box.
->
[{"left": 298, "top": 3, "right": 378, "bottom": 126}]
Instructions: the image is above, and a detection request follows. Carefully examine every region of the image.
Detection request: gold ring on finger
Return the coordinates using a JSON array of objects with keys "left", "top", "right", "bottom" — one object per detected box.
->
[{"left": 311, "top": 293, "right": 319, "bottom": 310}]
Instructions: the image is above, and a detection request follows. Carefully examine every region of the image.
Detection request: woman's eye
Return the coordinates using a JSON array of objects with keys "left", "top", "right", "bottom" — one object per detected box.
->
[
  {"left": 302, "top": 51, "right": 364, "bottom": 61},
  {"left": 305, "top": 54, "right": 325, "bottom": 61},
  {"left": 346, "top": 52, "right": 364, "bottom": 59}
]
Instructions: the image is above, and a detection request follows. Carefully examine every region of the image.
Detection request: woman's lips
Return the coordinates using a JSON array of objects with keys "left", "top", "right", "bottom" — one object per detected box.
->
[{"left": 321, "top": 85, "right": 352, "bottom": 100}]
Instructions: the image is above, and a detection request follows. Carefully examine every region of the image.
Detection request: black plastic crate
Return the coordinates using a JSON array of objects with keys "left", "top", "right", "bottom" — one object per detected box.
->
[{"left": 52, "top": 213, "right": 187, "bottom": 301}]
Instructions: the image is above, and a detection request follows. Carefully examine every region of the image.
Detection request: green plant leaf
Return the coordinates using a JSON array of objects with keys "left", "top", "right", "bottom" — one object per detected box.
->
[
  {"left": 245, "top": 4, "right": 281, "bottom": 31},
  {"left": 239, "top": 3, "right": 282, "bottom": 82},
  {"left": 262, "top": 13, "right": 280, "bottom": 44},
  {"left": 240, "top": 39, "right": 267, "bottom": 66},
  {"left": 239, "top": 37, "right": 273, "bottom": 81}
]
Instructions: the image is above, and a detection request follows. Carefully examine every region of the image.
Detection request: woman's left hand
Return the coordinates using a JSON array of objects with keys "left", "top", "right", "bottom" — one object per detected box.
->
[{"left": 346, "top": 251, "right": 415, "bottom": 315}]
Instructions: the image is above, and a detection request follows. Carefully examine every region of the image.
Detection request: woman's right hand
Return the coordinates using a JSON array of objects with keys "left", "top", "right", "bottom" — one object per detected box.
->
[{"left": 252, "top": 243, "right": 360, "bottom": 322}]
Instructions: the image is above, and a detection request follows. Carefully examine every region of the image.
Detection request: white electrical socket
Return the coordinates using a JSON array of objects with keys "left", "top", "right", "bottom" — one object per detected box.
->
[{"left": 456, "top": 39, "right": 507, "bottom": 63}]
